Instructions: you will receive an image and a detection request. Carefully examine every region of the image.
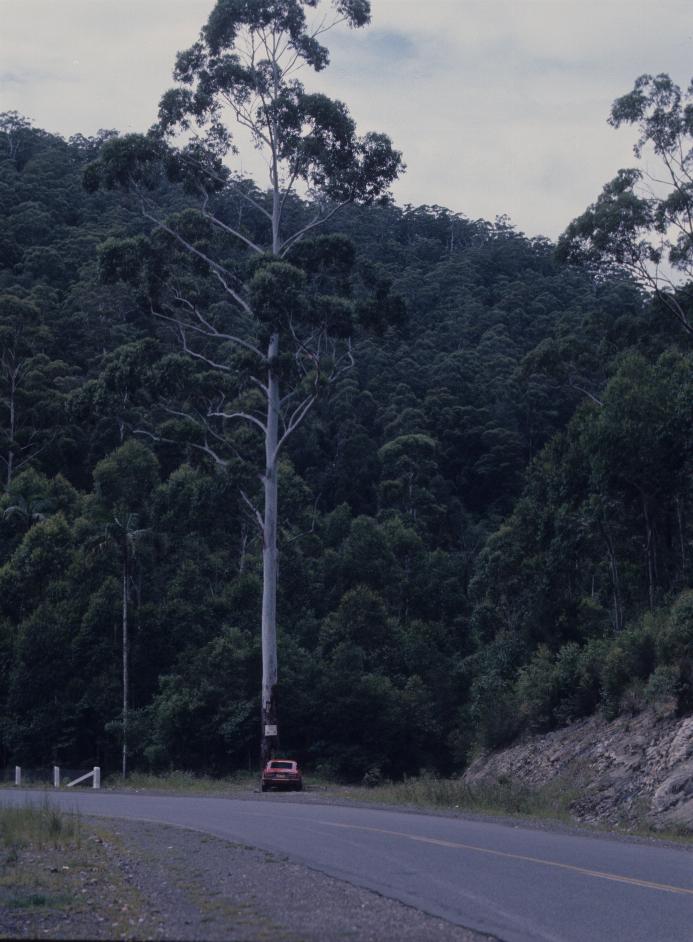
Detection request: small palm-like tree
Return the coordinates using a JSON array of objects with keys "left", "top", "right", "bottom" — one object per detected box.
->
[
  {"left": 96, "top": 512, "right": 150, "bottom": 778},
  {"left": 2, "top": 493, "right": 53, "bottom": 524}
]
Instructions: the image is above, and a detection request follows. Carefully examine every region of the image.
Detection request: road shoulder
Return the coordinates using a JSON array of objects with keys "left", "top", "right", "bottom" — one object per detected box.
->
[{"left": 2, "top": 814, "right": 494, "bottom": 941}]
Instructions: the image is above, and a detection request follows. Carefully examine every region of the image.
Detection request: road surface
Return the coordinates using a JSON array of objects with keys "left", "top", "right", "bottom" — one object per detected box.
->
[{"left": 4, "top": 789, "right": 692, "bottom": 942}]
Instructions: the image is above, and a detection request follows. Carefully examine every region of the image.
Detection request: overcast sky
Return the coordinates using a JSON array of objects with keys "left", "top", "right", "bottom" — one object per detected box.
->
[{"left": 1, "top": 0, "right": 691, "bottom": 239}]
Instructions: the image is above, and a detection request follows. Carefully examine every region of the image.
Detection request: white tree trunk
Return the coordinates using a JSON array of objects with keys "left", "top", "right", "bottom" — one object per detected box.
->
[
  {"left": 122, "top": 552, "right": 129, "bottom": 778},
  {"left": 5, "top": 366, "right": 17, "bottom": 489},
  {"left": 260, "top": 332, "right": 280, "bottom": 766}
]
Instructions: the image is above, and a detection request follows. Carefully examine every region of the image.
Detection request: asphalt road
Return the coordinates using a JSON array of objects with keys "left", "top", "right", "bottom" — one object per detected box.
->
[{"left": 5, "top": 789, "right": 692, "bottom": 942}]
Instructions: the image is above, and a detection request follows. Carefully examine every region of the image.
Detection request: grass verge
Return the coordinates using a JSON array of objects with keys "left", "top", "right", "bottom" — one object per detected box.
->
[
  {"left": 332, "top": 774, "right": 579, "bottom": 821},
  {"left": 108, "top": 768, "right": 580, "bottom": 822},
  {"left": 0, "top": 799, "right": 158, "bottom": 939},
  {"left": 102, "top": 768, "right": 258, "bottom": 793},
  {"left": 333, "top": 775, "right": 693, "bottom": 843}
]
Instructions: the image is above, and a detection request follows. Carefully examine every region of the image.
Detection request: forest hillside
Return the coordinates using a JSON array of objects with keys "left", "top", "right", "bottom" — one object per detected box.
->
[{"left": 0, "top": 113, "right": 691, "bottom": 780}]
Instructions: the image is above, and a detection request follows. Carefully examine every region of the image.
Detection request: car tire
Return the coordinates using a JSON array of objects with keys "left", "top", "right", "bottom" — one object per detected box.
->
[{"left": 261, "top": 783, "right": 268, "bottom": 792}]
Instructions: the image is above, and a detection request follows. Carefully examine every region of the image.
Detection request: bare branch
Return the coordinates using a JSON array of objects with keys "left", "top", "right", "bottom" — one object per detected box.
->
[
  {"left": 142, "top": 205, "right": 264, "bottom": 269},
  {"left": 151, "top": 304, "right": 264, "bottom": 359},
  {"left": 133, "top": 427, "right": 231, "bottom": 468},
  {"left": 279, "top": 201, "right": 350, "bottom": 256},
  {"left": 568, "top": 380, "right": 604, "bottom": 407},
  {"left": 274, "top": 393, "right": 317, "bottom": 460},
  {"left": 282, "top": 492, "right": 322, "bottom": 545},
  {"left": 175, "top": 326, "right": 232, "bottom": 373},
  {"left": 212, "top": 270, "right": 254, "bottom": 318},
  {"left": 240, "top": 488, "right": 265, "bottom": 535},
  {"left": 203, "top": 210, "right": 265, "bottom": 256},
  {"left": 207, "top": 408, "right": 267, "bottom": 435},
  {"left": 249, "top": 375, "right": 269, "bottom": 397}
]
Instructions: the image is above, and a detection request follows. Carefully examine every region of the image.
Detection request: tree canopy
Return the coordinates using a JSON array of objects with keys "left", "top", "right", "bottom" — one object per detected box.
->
[{"left": 0, "top": 97, "right": 690, "bottom": 779}]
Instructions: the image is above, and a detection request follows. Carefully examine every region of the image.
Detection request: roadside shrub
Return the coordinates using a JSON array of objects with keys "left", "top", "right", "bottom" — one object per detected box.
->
[
  {"left": 619, "top": 681, "right": 646, "bottom": 716},
  {"left": 655, "top": 590, "right": 693, "bottom": 664},
  {"left": 469, "top": 672, "right": 520, "bottom": 750},
  {"left": 644, "top": 664, "right": 680, "bottom": 710},
  {"left": 514, "top": 645, "right": 558, "bottom": 732},
  {"left": 554, "top": 642, "right": 589, "bottom": 724},
  {"left": 574, "top": 637, "right": 608, "bottom": 714},
  {"left": 599, "top": 623, "right": 655, "bottom": 719},
  {"left": 362, "top": 766, "right": 383, "bottom": 788}
]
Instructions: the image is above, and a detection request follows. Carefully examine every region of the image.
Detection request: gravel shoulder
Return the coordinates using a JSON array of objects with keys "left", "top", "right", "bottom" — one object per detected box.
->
[{"left": 1, "top": 812, "right": 493, "bottom": 941}]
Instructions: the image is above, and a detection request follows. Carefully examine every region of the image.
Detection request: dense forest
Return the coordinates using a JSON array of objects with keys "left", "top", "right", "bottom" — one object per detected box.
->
[{"left": 0, "top": 61, "right": 691, "bottom": 779}]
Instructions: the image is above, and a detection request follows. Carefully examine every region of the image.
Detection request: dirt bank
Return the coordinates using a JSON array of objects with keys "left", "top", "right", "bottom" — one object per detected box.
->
[{"left": 463, "top": 709, "right": 693, "bottom": 831}]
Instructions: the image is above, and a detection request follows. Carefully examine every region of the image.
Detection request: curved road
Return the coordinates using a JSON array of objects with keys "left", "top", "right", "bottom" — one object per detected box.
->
[{"left": 5, "top": 789, "right": 692, "bottom": 941}]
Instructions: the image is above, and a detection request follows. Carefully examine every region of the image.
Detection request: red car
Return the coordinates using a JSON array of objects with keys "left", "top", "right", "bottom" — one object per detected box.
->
[{"left": 261, "top": 759, "right": 303, "bottom": 792}]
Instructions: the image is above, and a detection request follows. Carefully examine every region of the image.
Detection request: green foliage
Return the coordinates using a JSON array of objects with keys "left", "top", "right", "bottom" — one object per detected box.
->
[
  {"left": 93, "top": 440, "right": 160, "bottom": 515},
  {"left": 0, "top": 111, "right": 690, "bottom": 779},
  {"left": 558, "top": 72, "right": 693, "bottom": 335},
  {"left": 248, "top": 261, "right": 307, "bottom": 326}
]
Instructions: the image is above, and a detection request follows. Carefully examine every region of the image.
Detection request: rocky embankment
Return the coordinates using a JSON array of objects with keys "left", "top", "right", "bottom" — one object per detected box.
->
[{"left": 464, "top": 709, "right": 693, "bottom": 831}]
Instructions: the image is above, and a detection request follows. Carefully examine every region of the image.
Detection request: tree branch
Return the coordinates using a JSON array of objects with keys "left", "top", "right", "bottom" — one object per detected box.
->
[
  {"left": 274, "top": 393, "right": 317, "bottom": 461},
  {"left": 240, "top": 488, "right": 265, "bottom": 535},
  {"left": 207, "top": 409, "right": 267, "bottom": 435},
  {"left": 133, "top": 427, "right": 231, "bottom": 468},
  {"left": 152, "top": 304, "right": 264, "bottom": 359},
  {"left": 279, "top": 200, "right": 350, "bottom": 256}
]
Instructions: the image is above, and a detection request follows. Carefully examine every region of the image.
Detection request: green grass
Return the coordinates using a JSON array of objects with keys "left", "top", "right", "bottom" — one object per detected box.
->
[
  {"left": 335, "top": 775, "right": 693, "bottom": 842},
  {"left": 103, "top": 769, "right": 258, "bottom": 793},
  {"left": 8, "top": 891, "right": 72, "bottom": 908},
  {"left": 0, "top": 797, "right": 82, "bottom": 862},
  {"left": 107, "top": 768, "right": 577, "bottom": 821},
  {"left": 334, "top": 773, "right": 579, "bottom": 821}
]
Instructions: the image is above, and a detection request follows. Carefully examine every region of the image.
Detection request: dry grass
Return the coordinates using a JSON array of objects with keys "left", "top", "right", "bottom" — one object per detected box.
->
[
  {"left": 334, "top": 773, "right": 579, "bottom": 821},
  {"left": 0, "top": 798, "right": 82, "bottom": 865},
  {"left": 103, "top": 769, "right": 258, "bottom": 794},
  {"left": 0, "top": 800, "right": 162, "bottom": 938}
]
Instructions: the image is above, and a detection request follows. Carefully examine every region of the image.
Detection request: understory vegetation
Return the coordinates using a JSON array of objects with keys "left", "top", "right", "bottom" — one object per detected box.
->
[{"left": 0, "top": 110, "right": 690, "bottom": 782}]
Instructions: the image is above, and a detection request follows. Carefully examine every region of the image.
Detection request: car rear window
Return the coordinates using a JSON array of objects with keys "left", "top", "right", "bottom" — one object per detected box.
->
[{"left": 269, "top": 761, "right": 294, "bottom": 769}]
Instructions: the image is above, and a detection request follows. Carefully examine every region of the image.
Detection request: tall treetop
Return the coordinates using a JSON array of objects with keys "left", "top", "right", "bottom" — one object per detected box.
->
[
  {"left": 200, "top": 0, "right": 371, "bottom": 62},
  {"left": 155, "top": 0, "right": 401, "bottom": 233}
]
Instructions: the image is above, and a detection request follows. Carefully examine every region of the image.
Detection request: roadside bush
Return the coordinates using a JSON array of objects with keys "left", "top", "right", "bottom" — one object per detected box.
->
[
  {"left": 362, "top": 766, "right": 383, "bottom": 788},
  {"left": 514, "top": 645, "right": 558, "bottom": 732},
  {"left": 655, "top": 590, "right": 693, "bottom": 664},
  {"left": 599, "top": 623, "right": 655, "bottom": 719},
  {"left": 645, "top": 665, "right": 680, "bottom": 710},
  {"left": 553, "top": 642, "right": 589, "bottom": 724}
]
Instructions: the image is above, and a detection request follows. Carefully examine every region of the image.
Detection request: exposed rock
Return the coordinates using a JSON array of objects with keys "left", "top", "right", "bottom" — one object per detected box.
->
[{"left": 463, "top": 709, "right": 693, "bottom": 831}]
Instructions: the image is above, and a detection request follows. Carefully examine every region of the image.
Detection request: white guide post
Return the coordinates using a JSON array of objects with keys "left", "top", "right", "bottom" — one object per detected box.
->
[
  {"left": 14, "top": 766, "right": 21, "bottom": 787},
  {"left": 65, "top": 767, "right": 101, "bottom": 789},
  {"left": 53, "top": 766, "right": 60, "bottom": 788}
]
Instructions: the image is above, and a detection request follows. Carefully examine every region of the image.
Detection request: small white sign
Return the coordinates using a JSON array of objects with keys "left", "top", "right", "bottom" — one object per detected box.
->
[{"left": 264, "top": 724, "right": 278, "bottom": 737}]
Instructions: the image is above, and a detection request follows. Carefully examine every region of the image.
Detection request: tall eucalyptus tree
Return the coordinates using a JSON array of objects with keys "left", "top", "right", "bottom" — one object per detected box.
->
[{"left": 85, "top": 0, "right": 402, "bottom": 763}]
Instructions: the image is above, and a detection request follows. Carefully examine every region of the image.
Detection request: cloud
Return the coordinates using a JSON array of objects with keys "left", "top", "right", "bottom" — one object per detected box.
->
[
  {"left": 0, "top": 0, "right": 691, "bottom": 238},
  {"left": 0, "top": 71, "right": 26, "bottom": 85}
]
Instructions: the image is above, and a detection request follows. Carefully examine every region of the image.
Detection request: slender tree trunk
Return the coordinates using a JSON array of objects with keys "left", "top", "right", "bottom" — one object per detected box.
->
[
  {"left": 238, "top": 525, "right": 249, "bottom": 574},
  {"left": 675, "top": 495, "right": 687, "bottom": 575},
  {"left": 260, "top": 120, "right": 281, "bottom": 765},
  {"left": 643, "top": 496, "right": 655, "bottom": 611},
  {"left": 122, "top": 549, "right": 129, "bottom": 779},
  {"left": 260, "top": 333, "right": 280, "bottom": 767},
  {"left": 6, "top": 367, "right": 17, "bottom": 489},
  {"left": 600, "top": 522, "right": 623, "bottom": 632}
]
